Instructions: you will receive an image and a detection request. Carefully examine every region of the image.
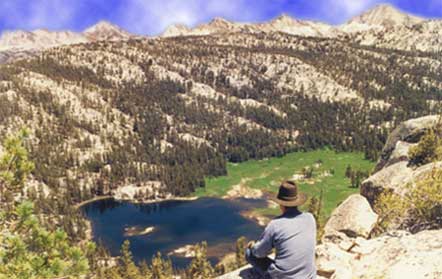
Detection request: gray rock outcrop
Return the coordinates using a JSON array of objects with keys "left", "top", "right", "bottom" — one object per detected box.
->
[
  {"left": 317, "top": 229, "right": 442, "bottom": 279},
  {"left": 219, "top": 229, "right": 442, "bottom": 279},
  {"left": 111, "top": 181, "right": 167, "bottom": 201},
  {"left": 375, "top": 115, "right": 439, "bottom": 172},
  {"left": 323, "top": 194, "right": 378, "bottom": 239},
  {"left": 386, "top": 140, "right": 416, "bottom": 167},
  {"left": 361, "top": 161, "right": 442, "bottom": 206}
]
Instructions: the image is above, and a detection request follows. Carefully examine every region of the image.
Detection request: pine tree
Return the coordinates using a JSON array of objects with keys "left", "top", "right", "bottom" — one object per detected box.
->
[
  {"left": 186, "top": 242, "right": 214, "bottom": 279},
  {"left": 151, "top": 252, "right": 173, "bottom": 279},
  {"left": 235, "top": 236, "right": 247, "bottom": 268},
  {"left": 0, "top": 202, "right": 93, "bottom": 278},
  {"left": 139, "top": 260, "right": 152, "bottom": 278},
  {"left": 0, "top": 128, "right": 34, "bottom": 205},
  {"left": 306, "top": 189, "right": 324, "bottom": 241},
  {"left": 119, "top": 240, "right": 142, "bottom": 279},
  {"left": 345, "top": 165, "right": 352, "bottom": 178}
]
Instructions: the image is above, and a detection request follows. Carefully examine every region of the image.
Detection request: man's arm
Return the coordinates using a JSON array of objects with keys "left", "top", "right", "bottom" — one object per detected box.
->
[{"left": 251, "top": 223, "right": 274, "bottom": 258}]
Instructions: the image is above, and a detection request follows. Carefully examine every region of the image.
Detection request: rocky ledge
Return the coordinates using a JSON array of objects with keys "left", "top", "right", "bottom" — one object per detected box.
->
[{"left": 218, "top": 115, "right": 442, "bottom": 279}]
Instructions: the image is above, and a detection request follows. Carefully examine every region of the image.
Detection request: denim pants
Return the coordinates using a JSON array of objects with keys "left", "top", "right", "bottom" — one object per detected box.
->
[{"left": 245, "top": 248, "right": 274, "bottom": 278}]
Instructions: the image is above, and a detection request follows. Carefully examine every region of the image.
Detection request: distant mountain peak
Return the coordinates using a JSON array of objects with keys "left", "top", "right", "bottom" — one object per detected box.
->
[
  {"left": 206, "top": 17, "right": 236, "bottom": 29},
  {"left": 162, "top": 24, "right": 191, "bottom": 37},
  {"left": 210, "top": 17, "right": 231, "bottom": 24},
  {"left": 0, "top": 20, "right": 134, "bottom": 52},
  {"left": 84, "top": 20, "right": 120, "bottom": 32},
  {"left": 191, "top": 17, "right": 241, "bottom": 35},
  {"left": 0, "top": 28, "right": 87, "bottom": 51},
  {"left": 273, "top": 13, "right": 297, "bottom": 22},
  {"left": 84, "top": 20, "right": 131, "bottom": 41},
  {"left": 371, "top": 3, "right": 398, "bottom": 11},
  {"left": 348, "top": 3, "right": 423, "bottom": 27}
]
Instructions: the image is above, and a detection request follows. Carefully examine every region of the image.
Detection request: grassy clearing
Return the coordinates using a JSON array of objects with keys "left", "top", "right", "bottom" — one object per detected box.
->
[{"left": 195, "top": 149, "right": 374, "bottom": 218}]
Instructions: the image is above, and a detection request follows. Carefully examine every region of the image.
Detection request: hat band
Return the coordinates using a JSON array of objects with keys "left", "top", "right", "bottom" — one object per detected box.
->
[{"left": 278, "top": 195, "right": 298, "bottom": 201}]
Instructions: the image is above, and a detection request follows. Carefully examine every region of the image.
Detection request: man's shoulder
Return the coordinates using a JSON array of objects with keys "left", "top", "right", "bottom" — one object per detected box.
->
[
  {"left": 271, "top": 211, "right": 315, "bottom": 223},
  {"left": 300, "top": 212, "right": 316, "bottom": 223},
  {"left": 303, "top": 211, "right": 315, "bottom": 220}
]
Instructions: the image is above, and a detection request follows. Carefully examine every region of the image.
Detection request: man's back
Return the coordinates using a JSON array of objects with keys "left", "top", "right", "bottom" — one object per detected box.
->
[{"left": 252, "top": 209, "right": 317, "bottom": 279}]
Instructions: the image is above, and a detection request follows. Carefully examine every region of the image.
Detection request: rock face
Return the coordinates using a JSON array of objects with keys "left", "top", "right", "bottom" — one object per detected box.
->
[
  {"left": 361, "top": 161, "right": 442, "bottom": 206},
  {"left": 386, "top": 140, "right": 416, "bottom": 168},
  {"left": 343, "top": 4, "right": 423, "bottom": 32},
  {"left": 317, "top": 229, "right": 442, "bottom": 279},
  {"left": 361, "top": 115, "right": 441, "bottom": 206},
  {"left": 223, "top": 183, "right": 263, "bottom": 199},
  {"left": 375, "top": 115, "right": 439, "bottom": 171},
  {"left": 111, "top": 181, "right": 167, "bottom": 201},
  {"left": 216, "top": 265, "right": 257, "bottom": 279},
  {"left": 323, "top": 194, "right": 378, "bottom": 239}
]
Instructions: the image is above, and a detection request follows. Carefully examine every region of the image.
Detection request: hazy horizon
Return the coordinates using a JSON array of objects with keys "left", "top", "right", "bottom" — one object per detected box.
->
[{"left": 0, "top": 0, "right": 441, "bottom": 36}]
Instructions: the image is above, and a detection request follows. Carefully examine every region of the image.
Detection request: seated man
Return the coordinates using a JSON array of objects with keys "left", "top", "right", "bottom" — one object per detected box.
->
[{"left": 246, "top": 181, "right": 317, "bottom": 279}]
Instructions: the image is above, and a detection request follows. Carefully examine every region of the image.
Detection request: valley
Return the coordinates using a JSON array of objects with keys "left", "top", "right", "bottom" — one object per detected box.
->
[
  {"left": 197, "top": 149, "right": 374, "bottom": 219},
  {"left": 80, "top": 149, "right": 373, "bottom": 270},
  {"left": 0, "top": 2, "right": 441, "bottom": 278}
]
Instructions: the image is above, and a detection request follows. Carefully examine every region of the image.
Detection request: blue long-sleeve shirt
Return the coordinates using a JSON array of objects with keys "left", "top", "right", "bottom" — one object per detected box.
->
[{"left": 252, "top": 209, "right": 317, "bottom": 279}]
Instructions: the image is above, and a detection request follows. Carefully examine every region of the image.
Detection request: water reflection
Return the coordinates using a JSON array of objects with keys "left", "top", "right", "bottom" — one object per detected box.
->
[{"left": 82, "top": 197, "right": 265, "bottom": 268}]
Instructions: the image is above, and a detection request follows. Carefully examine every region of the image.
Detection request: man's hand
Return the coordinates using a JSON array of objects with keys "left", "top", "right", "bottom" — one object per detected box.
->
[{"left": 247, "top": 240, "right": 256, "bottom": 249}]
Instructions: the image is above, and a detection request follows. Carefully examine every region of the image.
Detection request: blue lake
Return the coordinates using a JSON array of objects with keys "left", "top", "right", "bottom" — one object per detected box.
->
[{"left": 82, "top": 197, "right": 265, "bottom": 269}]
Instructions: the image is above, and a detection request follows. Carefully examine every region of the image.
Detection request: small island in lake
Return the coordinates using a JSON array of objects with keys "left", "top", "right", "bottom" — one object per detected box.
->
[
  {"left": 124, "top": 226, "right": 155, "bottom": 237},
  {"left": 167, "top": 244, "right": 196, "bottom": 258}
]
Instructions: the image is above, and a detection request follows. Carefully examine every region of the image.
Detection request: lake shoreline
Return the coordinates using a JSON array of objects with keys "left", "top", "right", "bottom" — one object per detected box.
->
[
  {"left": 75, "top": 194, "right": 199, "bottom": 210},
  {"left": 81, "top": 197, "right": 264, "bottom": 268},
  {"left": 74, "top": 195, "right": 113, "bottom": 209}
]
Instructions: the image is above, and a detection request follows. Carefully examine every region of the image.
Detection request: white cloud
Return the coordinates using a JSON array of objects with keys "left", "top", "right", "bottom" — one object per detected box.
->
[
  {"left": 0, "top": 0, "right": 80, "bottom": 32},
  {"left": 0, "top": 0, "right": 438, "bottom": 35},
  {"left": 117, "top": 0, "right": 267, "bottom": 35},
  {"left": 117, "top": 0, "right": 196, "bottom": 34},
  {"left": 339, "top": 0, "right": 374, "bottom": 14},
  {"left": 320, "top": 0, "right": 381, "bottom": 23},
  {"left": 27, "top": 0, "right": 77, "bottom": 29}
]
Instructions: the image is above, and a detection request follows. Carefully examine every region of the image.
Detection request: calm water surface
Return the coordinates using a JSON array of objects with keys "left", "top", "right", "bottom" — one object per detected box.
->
[{"left": 82, "top": 197, "right": 265, "bottom": 268}]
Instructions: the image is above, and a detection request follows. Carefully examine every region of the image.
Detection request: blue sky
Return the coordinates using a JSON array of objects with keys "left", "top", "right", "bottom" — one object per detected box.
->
[{"left": 0, "top": 0, "right": 440, "bottom": 35}]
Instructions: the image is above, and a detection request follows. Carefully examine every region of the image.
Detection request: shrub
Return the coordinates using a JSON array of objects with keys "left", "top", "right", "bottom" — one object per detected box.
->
[
  {"left": 408, "top": 128, "right": 442, "bottom": 166},
  {"left": 0, "top": 202, "right": 93, "bottom": 279},
  {"left": 374, "top": 168, "right": 442, "bottom": 235},
  {"left": 306, "top": 189, "right": 325, "bottom": 242},
  {"left": 235, "top": 236, "right": 247, "bottom": 268}
]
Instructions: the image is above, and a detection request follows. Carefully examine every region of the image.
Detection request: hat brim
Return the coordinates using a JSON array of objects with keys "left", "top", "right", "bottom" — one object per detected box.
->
[{"left": 269, "top": 192, "right": 307, "bottom": 207}]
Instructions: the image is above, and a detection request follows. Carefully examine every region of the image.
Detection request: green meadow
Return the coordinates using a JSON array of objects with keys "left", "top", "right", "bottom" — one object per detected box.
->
[{"left": 195, "top": 149, "right": 375, "bottom": 219}]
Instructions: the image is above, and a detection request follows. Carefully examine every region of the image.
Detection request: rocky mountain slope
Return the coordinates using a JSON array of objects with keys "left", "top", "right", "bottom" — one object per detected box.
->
[
  {"left": 161, "top": 4, "right": 440, "bottom": 52},
  {"left": 0, "top": 21, "right": 132, "bottom": 51},
  {"left": 0, "top": 21, "right": 135, "bottom": 63},
  {"left": 219, "top": 115, "right": 442, "bottom": 279},
  {"left": 0, "top": 3, "right": 440, "bottom": 62},
  {"left": 341, "top": 3, "right": 423, "bottom": 33},
  {"left": 162, "top": 15, "right": 335, "bottom": 38},
  {"left": 0, "top": 24, "right": 441, "bottom": 207}
]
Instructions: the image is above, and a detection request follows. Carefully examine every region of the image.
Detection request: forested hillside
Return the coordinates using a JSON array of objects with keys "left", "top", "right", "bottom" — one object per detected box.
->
[{"left": 0, "top": 31, "right": 441, "bottom": 211}]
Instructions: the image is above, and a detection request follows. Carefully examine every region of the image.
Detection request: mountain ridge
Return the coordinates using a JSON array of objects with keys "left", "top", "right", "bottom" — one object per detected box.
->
[
  {"left": 0, "top": 21, "right": 134, "bottom": 52},
  {"left": 1, "top": 3, "right": 439, "bottom": 56}
]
